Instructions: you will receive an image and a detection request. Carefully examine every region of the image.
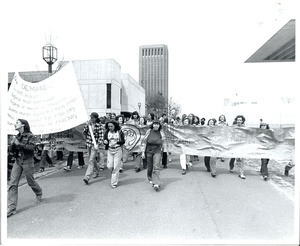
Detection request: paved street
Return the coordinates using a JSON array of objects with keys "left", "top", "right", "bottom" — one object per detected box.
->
[{"left": 6, "top": 155, "right": 296, "bottom": 244}]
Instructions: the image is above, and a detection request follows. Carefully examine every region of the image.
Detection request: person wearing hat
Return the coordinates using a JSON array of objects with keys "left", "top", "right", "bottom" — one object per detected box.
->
[
  {"left": 141, "top": 120, "right": 166, "bottom": 191},
  {"left": 7, "top": 119, "right": 43, "bottom": 217},
  {"left": 82, "top": 112, "right": 104, "bottom": 184}
]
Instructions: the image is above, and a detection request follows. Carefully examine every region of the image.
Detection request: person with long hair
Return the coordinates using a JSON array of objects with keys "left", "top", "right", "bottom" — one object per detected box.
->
[
  {"left": 229, "top": 115, "right": 246, "bottom": 179},
  {"left": 259, "top": 122, "right": 270, "bottom": 181},
  {"left": 116, "top": 115, "right": 126, "bottom": 173},
  {"left": 146, "top": 113, "right": 155, "bottom": 126},
  {"left": 103, "top": 120, "right": 125, "bottom": 188},
  {"left": 180, "top": 118, "right": 193, "bottom": 175},
  {"left": 205, "top": 118, "right": 218, "bottom": 178},
  {"left": 7, "top": 119, "right": 43, "bottom": 217},
  {"left": 141, "top": 120, "right": 166, "bottom": 191}
]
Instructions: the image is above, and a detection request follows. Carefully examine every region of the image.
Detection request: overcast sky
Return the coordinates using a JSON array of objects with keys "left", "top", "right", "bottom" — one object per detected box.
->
[{"left": 1, "top": 0, "right": 298, "bottom": 116}]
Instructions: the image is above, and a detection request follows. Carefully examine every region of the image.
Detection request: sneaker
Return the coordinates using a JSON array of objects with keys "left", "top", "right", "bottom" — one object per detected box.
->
[
  {"left": 169, "top": 158, "right": 172, "bottom": 162},
  {"left": 153, "top": 184, "right": 160, "bottom": 191},
  {"left": 35, "top": 194, "right": 42, "bottom": 204},
  {"left": 148, "top": 179, "right": 153, "bottom": 184},
  {"left": 39, "top": 168, "right": 44, "bottom": 173},
  {"left": 211, "top": 173, "right": 216, "bottom": 178},
  {"left": 119, "top": 168, "right": 124, "bottom": 173},
  {"left": 239, "top": 173, "right": 246, "bottom": 179},
  {"left": 187, "top": 162, "right": 193, "bottom": 167},
  {"left": 135, "top": 168, "right": 141, "bottom": 173},
  {"left": 7, "top": 209, "right": 16, "bottom": 217},
  {"left": 182, "top": 169, "right": 186, "bottom": 175},
  {"left": 111, "top": 185, "right": 117, "bottom": 189},
  {"left": 284, "top": 170, "right": 289, "bottom": 176},
  {"left": 263, "top": 176, "right": 268, "bottom": 181},
  {"left": 77, "top": 165, "right": 84, "bottom": 169},
  {"left": 83, "top": 178, "right": 89, "bottom": 185},
  {"left": 229, "top": 169, "right": 234, "bottom": 173},
  {"left": 64, "top": 166, "right": 71, "bottom": 171},
  {"left": 92, "top": 173, "right": 99, "bottom": 178}
]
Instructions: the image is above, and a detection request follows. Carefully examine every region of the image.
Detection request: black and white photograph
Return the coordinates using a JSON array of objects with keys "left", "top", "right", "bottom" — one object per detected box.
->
[{"left": 1, "top": 0, "right": 299, "bottom": 245}]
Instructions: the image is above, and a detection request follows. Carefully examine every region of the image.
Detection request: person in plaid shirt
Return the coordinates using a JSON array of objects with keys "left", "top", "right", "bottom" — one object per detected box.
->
[{"left": 83, "top": 112, "right": 104, "bottom": 184}]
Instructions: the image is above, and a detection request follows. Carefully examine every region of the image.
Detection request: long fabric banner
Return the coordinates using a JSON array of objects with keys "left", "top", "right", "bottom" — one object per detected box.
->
[
  {"left": 53, "top": 124, "right": 294, "bottom": 161},
  {"left": 7, "top": 62, "right": 88, "bottom": 135}
]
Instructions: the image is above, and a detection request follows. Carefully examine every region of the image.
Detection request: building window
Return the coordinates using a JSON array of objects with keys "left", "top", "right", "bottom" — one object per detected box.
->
[{"left": 107, "top": 83, "right": 111, "bottom": 109}]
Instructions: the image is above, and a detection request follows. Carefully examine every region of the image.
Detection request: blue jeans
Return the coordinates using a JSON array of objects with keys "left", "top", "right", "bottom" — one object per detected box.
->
[
  {"left": 107, "top": 147, "right": 123, "bottom": 186},
  {"left": 146, "top": 151, "right": 161, "bottom": 186},
  {"left": 84, "top": 147, "right": 100, "bottom": 180},
  {"left": 8, "top": 158, "right": 42, "bottom": 211}
]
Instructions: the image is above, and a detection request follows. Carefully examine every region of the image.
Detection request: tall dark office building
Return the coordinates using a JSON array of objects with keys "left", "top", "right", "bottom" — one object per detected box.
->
[{"left": 139, "top": 44, "right": 168, "bottom": 107}]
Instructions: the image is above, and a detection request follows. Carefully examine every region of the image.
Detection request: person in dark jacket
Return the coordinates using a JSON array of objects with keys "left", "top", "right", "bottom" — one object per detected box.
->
[
  {"left": 7, "top": 119, "right": 43, "bottom": 217},
  {"left": 103, "top": 120, "right": 125, "bottom": 188}
]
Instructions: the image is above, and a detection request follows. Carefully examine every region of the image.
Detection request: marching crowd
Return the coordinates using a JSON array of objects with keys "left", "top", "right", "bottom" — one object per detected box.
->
[{"left": 7, "top": 111, "right": 294, "bottom": 217}]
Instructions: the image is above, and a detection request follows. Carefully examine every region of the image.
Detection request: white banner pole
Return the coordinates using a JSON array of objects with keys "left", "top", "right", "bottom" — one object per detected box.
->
[{"left": 88, "top": 125, "right": 97, "bottom": 148}]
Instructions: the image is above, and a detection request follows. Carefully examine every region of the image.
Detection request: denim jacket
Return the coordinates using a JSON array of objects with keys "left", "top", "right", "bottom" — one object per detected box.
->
[{"left": 10, "top": 132, "right": 37, "bottom": 161}]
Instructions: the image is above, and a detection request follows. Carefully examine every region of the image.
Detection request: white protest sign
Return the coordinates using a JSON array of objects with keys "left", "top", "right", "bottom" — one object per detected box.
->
[{"left": 7, "top": 62, "right": 88, "bottom": 135}]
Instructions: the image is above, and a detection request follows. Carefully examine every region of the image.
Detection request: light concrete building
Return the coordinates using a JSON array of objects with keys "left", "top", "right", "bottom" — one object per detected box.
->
[
  {"left": 8, "top": 59, "right": 145, "bottom": 118},
  {"left": 139, "top": 44, "right": 169, "bottom": 106},
  {"left": 121, "top": 73, "right": 145, "bottom": 116}
]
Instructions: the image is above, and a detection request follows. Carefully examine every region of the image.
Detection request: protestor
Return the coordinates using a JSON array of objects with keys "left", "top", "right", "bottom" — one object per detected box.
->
[
  {"left": 217, "top": 114, "right": 228, "bottom": 162},
  {"left": 217, "top": 114, "right": 228, "bottom": 126},
  {"left": 160, "top": 114, "right": 169, "bottom": 168},
  {"left": 138, "top": 117, "right": 148, "bottom": 169},
  {"left": 200, "top": 118, "right": 206, "bottom": 126},
  {"left": 38, "top": 144, "right": 54, "bottom": 172},
  {"left": 7, "top": 119, "right": 43, "bottom": 217},
  {"left": 95, "top": 116, "right": 106, "bottom": 172},
  {"left": 284, "top": 161, "right": 295, "bottom": 176},
  {"left": 139, "top": 116, "right": 147, "bottom": 126},
  {"left": 205, "top": 118, "right": 218, "bottom": 178},
  {"left": 106, "top": 113, "right": 112, "bottom": 122},
  {"left": 128, "top": 111, "right": 140, "bottom": 125},
  {"left": 173, "top": 116, "right": 181, "bottom": 126},
  {"left": 180, "top": 118, "right": 192, "bottom": 175},
  {"left": 229, "top": 115, "right": 246, "bottom": 179},
  {"left": 111, "top": 113, "right": 117, "bottom": 121},
  {"left": 127, "top": 111, "right": 144, "bottom": 172},
  {"left": 193, "top": 116, "right": 200, "bottom": 126},
  {"left": 188, "top": 113, "right": 195, "bottom": 125},
  {"left": 141, "top": 120, "right": 166, "bottom": 191},
  {"left": 64, "top": 151, "right": 85, "bottom": 171},
  {"left": 146, "top": 113, "right": 155, "bottom": 126},
  {"left": 191, "top": 114, "right": 200, "bottom": 162},
  {"left": 259, "top": 122, "right": 270, "bottom": 181},
  {"left": 103, "top": 120, "right": 125, "bottom": 188},
  {"left": 116, "top": 115, "right": 127, "bottom": 173},
  {"left": 82, "top": 112, "right": 104, "bottom": 185},
  {"left": 229, "top": 118, "right": 237, "bottom": 172}
]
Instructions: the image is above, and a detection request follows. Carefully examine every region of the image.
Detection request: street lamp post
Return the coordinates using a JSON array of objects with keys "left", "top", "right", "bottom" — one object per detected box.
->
[
  {"left": 43, "top": 44, "right": 57, "bottom": 73},
  {"left": 138, "top": 102, "right": 141, "bottom": 115}
]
